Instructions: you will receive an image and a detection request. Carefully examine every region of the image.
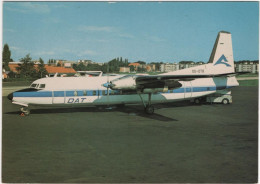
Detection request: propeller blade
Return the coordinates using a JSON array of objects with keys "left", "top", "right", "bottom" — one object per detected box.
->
[{"left": 107, "top": 63, "right": 110, "bottom": 107}]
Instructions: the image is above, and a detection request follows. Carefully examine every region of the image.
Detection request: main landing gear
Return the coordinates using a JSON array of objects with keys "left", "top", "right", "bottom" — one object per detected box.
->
[
  {"left": 20, "top": 106, "right": 30, "bottom": 116},
  {"left": 139, "top": 93, "right": 155, "bottom": 115}
]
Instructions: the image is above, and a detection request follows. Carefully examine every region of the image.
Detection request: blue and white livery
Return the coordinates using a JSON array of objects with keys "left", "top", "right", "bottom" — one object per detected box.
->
[{"left": 8, "top": 31, "right": 239, "bottom": 115}]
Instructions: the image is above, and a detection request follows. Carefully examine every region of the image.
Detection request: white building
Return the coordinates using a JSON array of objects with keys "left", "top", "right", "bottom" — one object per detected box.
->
[{"left": 235, "top": 62, "right": 258, "bottom": 73}]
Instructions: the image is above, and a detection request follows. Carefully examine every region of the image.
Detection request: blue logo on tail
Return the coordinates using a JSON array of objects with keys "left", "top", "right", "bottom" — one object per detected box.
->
[{"left": 214, "top": 55, "right": 231, "bottom": 67}]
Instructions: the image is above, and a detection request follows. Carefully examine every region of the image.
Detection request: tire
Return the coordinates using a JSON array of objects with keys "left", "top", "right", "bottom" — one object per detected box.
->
[
  {"left": 222, "top": 98, "right": 229, "bottom": 105},
  {"left": 145, "top": 105, "right": 154, "bottom": 114}
]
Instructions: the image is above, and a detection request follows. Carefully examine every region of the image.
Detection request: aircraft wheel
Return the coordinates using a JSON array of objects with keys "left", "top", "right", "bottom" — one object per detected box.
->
[
  {"left": 222, "top": 98, "right": 229, "bottom": 105},
  {"left": 145, "top": 105, "right": 154, "bottom": 114},
  {"left": 21, "top": 107, "right": 30, "bottom": 116},
  {"left": 194, "top": 98, "right": 200, "bottom": 104}
]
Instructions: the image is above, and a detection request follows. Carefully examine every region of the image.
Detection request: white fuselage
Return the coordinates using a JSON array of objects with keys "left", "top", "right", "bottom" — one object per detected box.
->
[{"left": 12, "top": 75, "right": 239, "bottom": 107}]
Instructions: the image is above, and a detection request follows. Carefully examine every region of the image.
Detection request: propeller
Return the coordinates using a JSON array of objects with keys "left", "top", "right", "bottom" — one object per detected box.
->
[{"left": 106, "top": 63, "right": 112, "bottom": 110}]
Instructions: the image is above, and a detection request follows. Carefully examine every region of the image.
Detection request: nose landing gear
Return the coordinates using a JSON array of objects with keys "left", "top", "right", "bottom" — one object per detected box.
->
[{"left": 20, "top": 106, "right": 30, "bottom": 116}]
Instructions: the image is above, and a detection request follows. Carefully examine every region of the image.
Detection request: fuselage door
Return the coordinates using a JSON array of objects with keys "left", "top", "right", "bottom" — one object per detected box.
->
[
  {"left": 184, "top": 81, "right": 192, "bottom": 98},
  {"left": 52, "top": 90, "right": 65, "bottom": 104}
]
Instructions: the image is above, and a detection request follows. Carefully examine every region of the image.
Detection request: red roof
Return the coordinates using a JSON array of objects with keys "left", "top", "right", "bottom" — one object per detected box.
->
[
  {"left": 9, "top": 64, "right": 20, "bottom": 73},
  {"left": 128, "top": 63, "right": 140, "bottom": 67},
  {"left": 44, "top": 65, "right": 76, "bottom": 74}
]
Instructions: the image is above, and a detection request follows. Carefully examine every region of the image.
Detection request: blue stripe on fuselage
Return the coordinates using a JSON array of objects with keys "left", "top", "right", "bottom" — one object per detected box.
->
[
  {"left": 14, "top": 91, "right": 52, "bottom": 97},
  {"left": 13, "top": 86, "right": 233, "bottom": 98}
]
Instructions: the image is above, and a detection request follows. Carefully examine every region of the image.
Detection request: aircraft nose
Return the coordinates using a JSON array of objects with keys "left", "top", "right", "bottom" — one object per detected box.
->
[{"left": 7, "top": 92, "right": 13, "bottom": 101}]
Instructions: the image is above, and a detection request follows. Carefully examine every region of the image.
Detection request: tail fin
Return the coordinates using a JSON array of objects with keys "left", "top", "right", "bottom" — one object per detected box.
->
[
  {"left": 161, "top": 31, "right": 235, "bottom": 76},
  {"left": 208, "top": 31, "right": 235, "bottom": 73}
]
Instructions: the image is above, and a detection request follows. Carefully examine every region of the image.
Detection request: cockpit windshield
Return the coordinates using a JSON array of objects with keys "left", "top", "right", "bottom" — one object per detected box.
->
[
  {"left": 30, "top": 83, "right": 38, "bottom": 88},
  {"left": 30, "top": 83, "right": 46, "bottom": 89}
]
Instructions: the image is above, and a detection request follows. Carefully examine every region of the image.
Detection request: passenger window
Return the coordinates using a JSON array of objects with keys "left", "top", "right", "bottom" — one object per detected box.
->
[
  {"left": 111, "top": 90, "right": 114, "bottom": 95},
  {"left": 93, "top": 91, "right": 96, "bottom": 96},
  {"left": 102, "top": 90, "right": 106, "bottom": 96},
  {"left": 83, "top": 90, "right": 87, "bottom": 96}
]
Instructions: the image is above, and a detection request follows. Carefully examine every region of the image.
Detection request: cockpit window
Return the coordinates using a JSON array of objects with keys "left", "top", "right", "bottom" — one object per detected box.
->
[
  {"left": 30, "top": 83, "right": 38, "bottom": 88},
  {"left": 39, "top": 84, "right": 46, "bottom": 89}
]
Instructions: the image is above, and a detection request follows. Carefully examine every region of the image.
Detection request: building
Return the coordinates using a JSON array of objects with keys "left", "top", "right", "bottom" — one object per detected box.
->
[
  {"left": 78, "top": 59, "right": 104, "bottom": 66},
  {"left": 8, "top": 62, "right": 22, "bottom": 73},
  {"left": 160, "top": 62, "right": 204, "bottom": 72},
  {"left": 128, "top": 63, "right": 141, "bottom": 71},
  {"left": 48, "top": 59, "right": 76, "bottom": 67},
  {"left": 78, "top": 59, "right": 93, "bottom": 65},
  {"left": 235, "top": 62, "right": 258, "bottom": 73},
  {"left": 160, "top": 63, "right": 180, "bottom": 72},
  {"left": 119, "top": 67, "right": 130, "bottom": 73}
]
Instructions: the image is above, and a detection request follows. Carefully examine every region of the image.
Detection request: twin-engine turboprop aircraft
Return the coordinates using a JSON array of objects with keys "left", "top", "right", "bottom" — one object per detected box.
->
[{"left": 8, "top": 31, "right": 239, "bottom": 115}]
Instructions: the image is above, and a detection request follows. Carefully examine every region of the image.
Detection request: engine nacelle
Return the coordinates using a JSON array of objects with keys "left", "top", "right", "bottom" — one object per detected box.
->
[{"left": 110, "top": 75, "right": 137, "bottom": 90}]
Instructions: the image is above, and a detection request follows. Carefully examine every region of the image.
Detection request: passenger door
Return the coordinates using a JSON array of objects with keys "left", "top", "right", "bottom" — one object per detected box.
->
[
  {"left": 184, "top": 81, "right": 192, "bottom": 98},
  {"left": 52, "top": 91, "right": 65, "bottom": 104}
]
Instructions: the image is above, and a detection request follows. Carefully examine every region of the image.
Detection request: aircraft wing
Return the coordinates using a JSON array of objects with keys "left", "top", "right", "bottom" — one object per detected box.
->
[{"left": 104, "top": 72, "right": 236, "bottom": 91}]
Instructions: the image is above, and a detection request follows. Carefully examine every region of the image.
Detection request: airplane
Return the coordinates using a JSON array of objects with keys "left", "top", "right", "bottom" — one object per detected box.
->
[{"left": 7, "top": 31, "right": 240, "bottom": 116}]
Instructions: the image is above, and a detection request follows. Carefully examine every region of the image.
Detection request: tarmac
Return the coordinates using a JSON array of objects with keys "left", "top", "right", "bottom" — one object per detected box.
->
[{"left": 2, "top": 86, "right": 258, "bottom": 183}]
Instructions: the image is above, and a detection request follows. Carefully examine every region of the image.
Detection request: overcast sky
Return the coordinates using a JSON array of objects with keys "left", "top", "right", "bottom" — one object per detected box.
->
[{"left": 3, "top": 2, "right": 259, "bottom": 63}]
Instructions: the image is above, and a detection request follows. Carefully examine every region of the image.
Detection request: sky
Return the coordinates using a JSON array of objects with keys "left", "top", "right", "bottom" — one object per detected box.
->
[{"left": 2, "top": 1, "right": 259, "bottom": 63}]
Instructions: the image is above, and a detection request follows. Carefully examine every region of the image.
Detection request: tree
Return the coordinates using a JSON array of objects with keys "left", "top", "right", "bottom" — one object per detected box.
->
[
  {"left": 130, "top": 65, "right": 135, "bottom": 72},
  {"left": 17, "top": 54, "right": 37, "bottom": 78},
  {"left": 86, "top": 63, "right": 102, "bottom": 71},
  {"left": 38, "top": 58, "right": 48, "bottom": 78},
  {"left": 8, "top": 71, "right": 16, "bottom": 78},
  {"left": 136, "top": 61, "right": 146, "bottom": 65},
  {"left": 2, "top": 44, "right": 11, "bottom": 71}
]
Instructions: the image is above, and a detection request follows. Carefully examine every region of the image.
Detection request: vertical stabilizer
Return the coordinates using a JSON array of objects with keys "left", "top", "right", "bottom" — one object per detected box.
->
[
  {"left": 161, "top": 31, "right": 235, "bottom": 76},
  {"left": 208, "top": 31, "right": 235, "bottom": 73}
]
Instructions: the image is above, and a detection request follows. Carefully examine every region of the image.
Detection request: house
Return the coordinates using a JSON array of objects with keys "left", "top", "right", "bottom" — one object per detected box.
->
[
  {"left": 44, "top": 65, "right": 76, "bottom": 76},
  {"left": 119, "top": 67, "right": 130, "bottom": 73},
  {"left": 128, "top": 63, "right": 141, "bottom": 71}
]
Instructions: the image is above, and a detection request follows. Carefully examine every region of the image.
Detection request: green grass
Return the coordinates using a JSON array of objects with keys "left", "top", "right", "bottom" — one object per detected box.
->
[
  {"left": 3, "top": 81, "right": 32, "bottom": 87},
  {"left": 238, "top": 80, "right": 258, "bottom": 86},
  {"left": 237, "top": 73, "right": 258, "bottom": 78}
]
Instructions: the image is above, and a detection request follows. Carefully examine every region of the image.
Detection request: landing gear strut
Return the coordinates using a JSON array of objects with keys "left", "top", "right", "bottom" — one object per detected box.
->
[
  {"left": 139, "top": 93, "right": 154, "bottom": 115},
  {"left": 20, "top": 106, "right": 30, "bottom": 116}
]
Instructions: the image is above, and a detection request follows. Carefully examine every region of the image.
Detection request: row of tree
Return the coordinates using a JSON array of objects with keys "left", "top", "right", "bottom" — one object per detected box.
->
[
  {"left": 2, "top": 44, "right": 48, "bottom": 79},
  {"left": 72, "top": 57, "right": 130, "bottom": 73},
  {"left": 15, "top": 54, "right": 48, "bottom": 78}
]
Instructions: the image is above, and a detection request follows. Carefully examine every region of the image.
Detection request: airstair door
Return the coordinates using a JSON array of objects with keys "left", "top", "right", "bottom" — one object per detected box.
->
[{"left": 184, "top": 81, "right": 192, "bottom": 98}]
